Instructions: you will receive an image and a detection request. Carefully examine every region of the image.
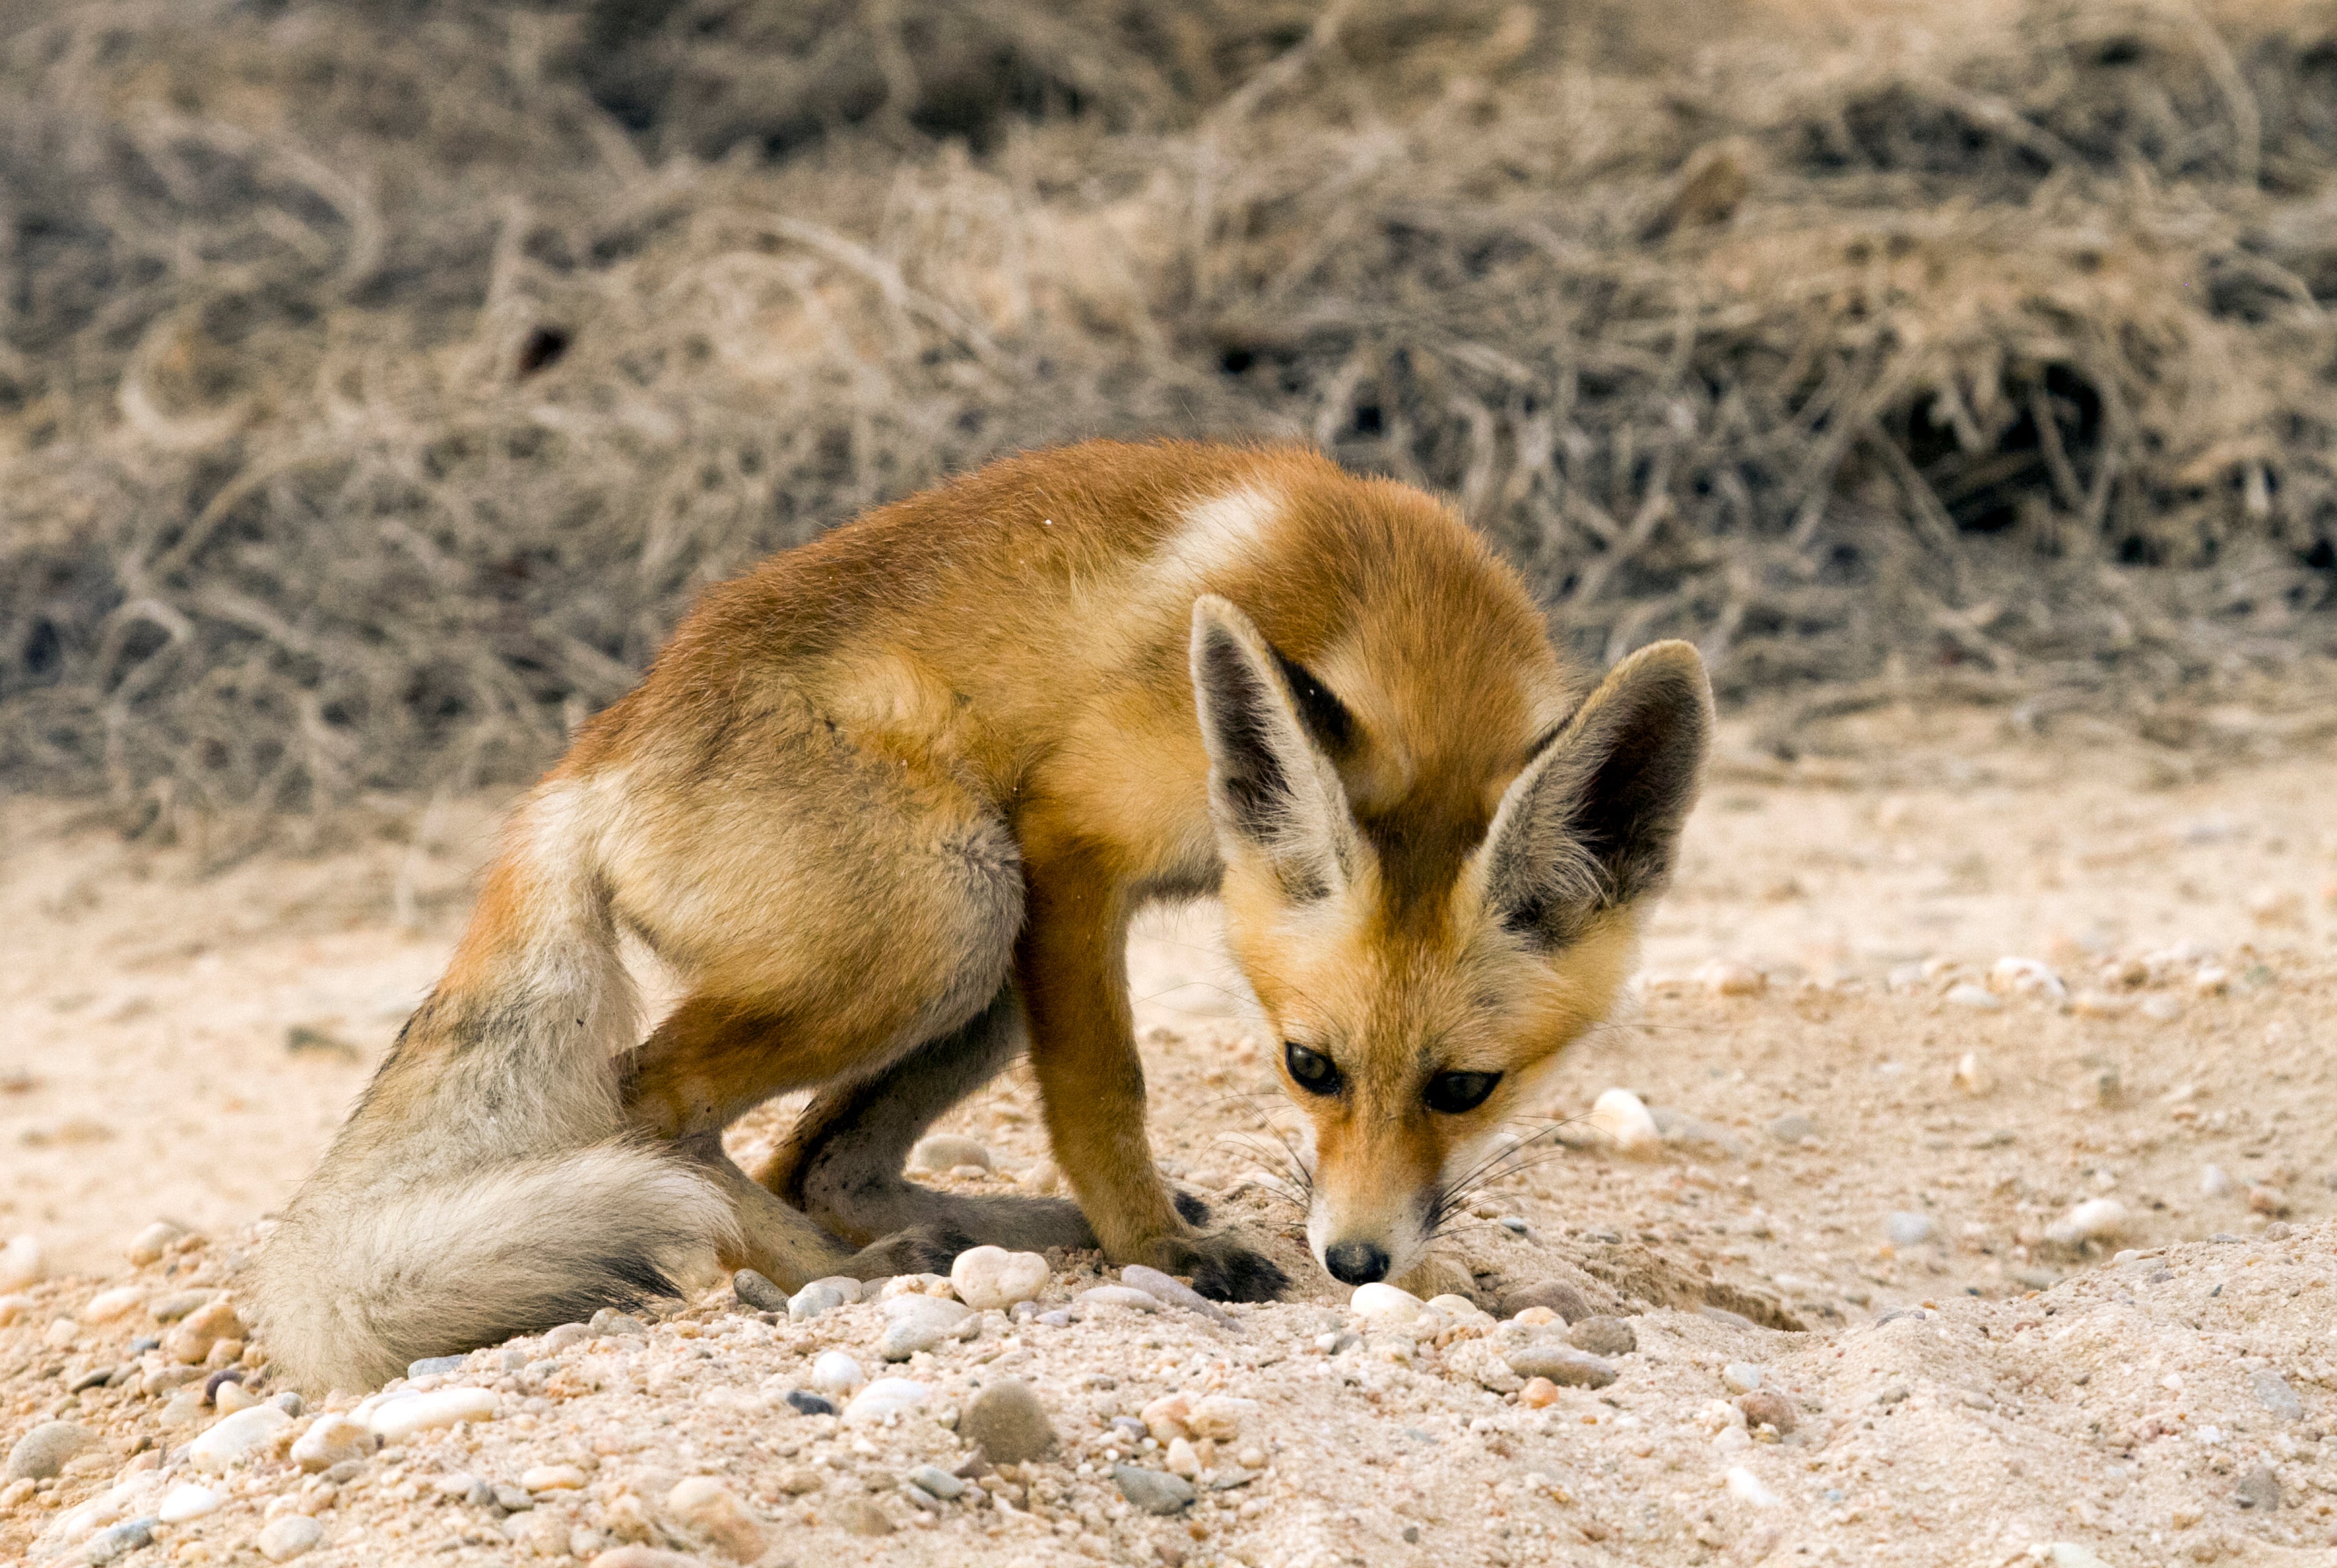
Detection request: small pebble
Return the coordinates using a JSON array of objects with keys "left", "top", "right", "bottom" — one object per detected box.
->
[
  {"left": 364, "top": 1388, "right": 496, "bottom": 1441},
  {"left": 2248, "top": 1184, "right": 2289, "bottom": 1216},
  {"left": 959, "top": 1378, "right": 1057, "bottom": 1463},
  {"left": 189, "top": 1404, "right": 293, "bottom": 1470},
  {"left": 1079, "top": 1285, "right": 1162, "bottom": 1314},
  {"left": 523, "top": 1463, "right": 587, "bottom": 1491},
  {"left": 1121, "top": 1265, "right": 1238, "bottom": 1327},
  {"left": 1724, "top": 1466, "right": 1779, "bottom": 1507},
  {"left": 82, "top": 1287, "right": 144, "bottom": 1323},
  {"left": 1944, "top": 983, "right": 2002, "bottom": 1011},
  {"left": 291, "top": 1413, "right": 375, "bottom": 1472},
  {"left": 147, "top": 1289, "right": 216, "bottom": 1323},
  {"left": 80, "top": 1519, "right": 157, "bottom": 1565},
  {"left": 784, "top": 1390, "right": 836, "bottom": 1417},
  {"left": 1738, "top": 1389, "right": 1798, "bottom": 1435},
  {"left": 1186, "top": 1395, "right": 1255, "bottom": 1441},
  {"left": 832, "top": 1496, "right": 894, "bottom": 1536},
  {"left": 214, "top": 1380, "right": 261, "bottom": 1415},
  {"left": 1588, "top": 1087, "right": 1662, "bottom": 1157},
  {"left": 950, "top": 1247, "right": 1049, "bottom": 1312},
  {"left": 406, "top": 1354, "right": 465, "bottom": 1380},
  {"left": 776, "top": 1466, "right": 824, "bottom": 1495},
  {"left": 732, "top": 1270, "right": 788, "bottom": 1314},
  {"left": 257, "top": 1514, "right": 324, "bottom": 1562},
  {"left": 788, "top": 1283, "right": 846, "bottom": 1323},
  {"left": 1165, "top": 1436, "right": 1200, "bottom": 1477},
  {"left": 1500, "top": 1281, "right": 1592, "bottom": 1322},
  {"left": 905, "top": 1464, "right": 963, "bottom": 1500},
  {"left": 158, "top": 1483, "right": 223, "bottom": 1523},
  {"left": 1987, "top": 957, "right": 2065, "bottom": 999},
  {"left": 0, "top": 1234, "right": 43, "bottom": 1290},
  {"left": 1885, "top": 1212, "right": 1937, "bottom": 1248},
  {"left": 6, "top": 1420, "right": 94, "bottom": 1481},
  {"left": 1517, "top": 1377, "right": 1561, "bottom": 1409},
  {"left": 2237, "top": 1466, "right": 2281, "bottom": 1510},
  {"left": 1695, "top": 959, "right": 1766, "bottom": 996},
  {"left": 588, "top": 1308, "right": 645, "bottom": 1335},
  {"left": 1349, "top": 1283, "right": 1424, "bottom": 1323},
  {"left": 1566, "top": 1316, "right": 1637, "bottom": 1356},
  {"left": 2045, "top": 1198, "right": 2128, "bottom": 1247},
  {"left": 841, "top": 1378, "right": 930, "bottom": 1426},
  {"left": 1113, "top": 1464, "right": 1196, "bottom": 1515},
  {"left": 1766, "top": 1112, "right": 1817, "bottom": 1144},
  {"left": 125, "top": 1221, "right": 184, "bottom": 1267},
  {"left": 879, "top": 1294, "right": 975, "bottom": 1360},
  {"left": 1505, "top": 1345, "right": 1616, "bottom": 1388},
  {"left": 2201, "top": 1164, "right": 2235, "bottom": 1199},
  {"left": 2251, "top": 1369, "right": 2303, "bottom": 1421},
  {"left": 666, "top": 1475, "right": 765, "bottom": 1559},
  {"left": 1952, "top": 1051, "right": 1993, "bottom": 1094},
  {"left": 906, "top": 1135, "right": 993, "bottom": 1175},
  {"left": 1722, "top": 1362, "right": 1763, "bottom": 1395},
  {"left": 811, "top": 1352, "right": 866, "bottom": 1396},
  {"left": 163, "top": 1299, "right": 246, "bottom": 1366}
]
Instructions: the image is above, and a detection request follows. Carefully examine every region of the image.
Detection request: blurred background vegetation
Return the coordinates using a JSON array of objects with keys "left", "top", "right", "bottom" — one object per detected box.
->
[{"left": 5, "top": 0, "right": 2336, "bottom": 851}]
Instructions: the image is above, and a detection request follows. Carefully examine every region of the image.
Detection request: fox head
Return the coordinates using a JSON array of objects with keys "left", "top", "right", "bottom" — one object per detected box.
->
[{"left": 1189, "top": 595, "right": 1711, "bottom": 1290}]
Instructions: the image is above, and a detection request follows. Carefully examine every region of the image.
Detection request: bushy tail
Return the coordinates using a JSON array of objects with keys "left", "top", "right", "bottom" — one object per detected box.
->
[{"left": 249, "top": 779, "right": 737, "bottom": 1395}]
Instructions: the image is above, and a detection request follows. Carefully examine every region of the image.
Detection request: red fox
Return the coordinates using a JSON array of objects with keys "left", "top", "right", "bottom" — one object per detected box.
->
[{"left": 251, "top": 439, "right": 1709, "bottom": 1393}]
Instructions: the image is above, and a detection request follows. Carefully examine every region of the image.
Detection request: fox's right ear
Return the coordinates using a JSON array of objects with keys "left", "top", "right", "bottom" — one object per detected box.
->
[{"left": 1189, "top": 596, "right": 1359, "bottom": 902}]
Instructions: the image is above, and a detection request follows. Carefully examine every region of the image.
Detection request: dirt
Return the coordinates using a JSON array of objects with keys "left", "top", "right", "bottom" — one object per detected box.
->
[{"left": 3, "top": 705, "right": 2337, "bottom": 1566}]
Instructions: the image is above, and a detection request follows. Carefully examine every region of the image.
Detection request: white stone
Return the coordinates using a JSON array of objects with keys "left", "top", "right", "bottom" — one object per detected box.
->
[
  {"left": 2045, "top": 1198, "right": 2129, "bottom": 1247},
  {"left": 950, "top": 1247, "right": 1049, "bottom": 1312},
  {"left": 363, "top": 1388, "right": 496, "bottom": 1441},
  {"left": 906, "top": 1135, "right": 993, "bottom": 1175},
  {"left": 811, "top": 1352, "right": 866, "bottom": 1395},
  {"left": 188, "top": 1404, "right": 292, "bottom": 1470},
  {"left": 1724, "top": 1465, "right": 1779, "bottom": 1506},
  {"left": 1987, "top": 957, "right": 2065, "bottom": 1000},
  {"left": 2202, "top": 1164, "right": 2235, "bottom": 1198},
  {"left": 1348, "top": 1283, "right": 1424, "bottom": 1323},
  {"left": 1185, "top": 1395, "right": 1256, "bottom": 1441},
  {"left": 1164, "top": 1437, "right": 1200, "bottom": 1477},
  {"left": 1077, "top": 1285, "right": 1161, "bottom": 1313},
  {"left": 126, "top": 1221, "right": 185, "bottom": 1266},
  {"left": 257, "top": 1514, "right": 323, "bottom": 1562},
  {"left": 842, "top": 1377, "right": 931, "bottom": 1425},
  {"left": 1587, "top": 1089, "right": 1662, "bottom": 1157},
  {"left": 1944, "top": 983, "right": 2002, "bottom": 1011},
  {"left": 82, "top": 1287, "right": 144, "bottom": 1324},
  {"left": 291, "top": 1413, "right": 374, "bottom": 1472},
  {"left": 667, "top": 1475, "right": 765, "bottom": 1559},
  {"left": 1952, "top": 1051, "right": 1993, "bottom": 1095},
  {"left": 1695, "top": 960, "right": 1766, "bottom": 997},
  {"left": 1721, "top": 1362, "right": 1762, "bottom": 1395},
  {"left": 521, "top": 1463, "right": 586, "bottom": 1492},
  {"left": 879, "top": 1294, "right": 976, "bottom": 1360},
  {"left": 159, "top": 1483, "right": 223, "bottom": 1523},
  {"left": 0, "top": 1234, "right": 43, "bottom": 1290}
]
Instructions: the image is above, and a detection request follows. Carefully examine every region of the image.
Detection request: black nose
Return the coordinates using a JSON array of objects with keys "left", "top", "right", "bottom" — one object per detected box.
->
[{"left": 1324, "top": 1241, "right": 1390, "bottom": 1285}]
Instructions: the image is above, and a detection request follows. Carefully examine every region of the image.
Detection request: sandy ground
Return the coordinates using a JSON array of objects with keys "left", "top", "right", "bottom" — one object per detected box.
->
[{"left": 3, "top": 704, "right": 2337, "bottom": 1566}]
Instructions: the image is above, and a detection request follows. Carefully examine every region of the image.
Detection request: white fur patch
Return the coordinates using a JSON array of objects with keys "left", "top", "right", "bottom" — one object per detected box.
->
[{"left": 1149, "top": 483, "right": 1281, "bottom": 594}]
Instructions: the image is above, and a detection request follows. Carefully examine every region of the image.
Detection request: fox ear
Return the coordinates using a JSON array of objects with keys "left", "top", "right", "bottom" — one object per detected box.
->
[
  {"left": 1480, "top": 640, "right": 1712, "bottom": 947},
  {"left": 1189, "top": 596, "right": 1359, "bottom": 902}
]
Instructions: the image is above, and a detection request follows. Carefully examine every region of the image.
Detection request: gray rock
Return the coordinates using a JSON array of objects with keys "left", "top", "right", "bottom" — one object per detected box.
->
[
  {"left": 959, "top": 1378, "right": 1057, "bottom": 1463},
  {"left": 2237, "top": 1466, "right": 2281, "bottom": 1511},
  {"left": 406, "top": 1355, "right": 465, "bottom": 1380},
  {"left": 146, "top": 1290, "right": 215, "bottom": 1323},
  {"left": 1566, "top": 1316, "right": 1637, "bottom": 1356},
  {"left": 1767, "top": 1112, "right": 1818, "bottom": 1143},
  {"left": 1497, "top": 1279, "right": 1594, "bottom": 1322},
  {"left": 2251, "top": 1369, "right": 2304, "bottom": 1422},
  {"left": 272, "top": 1392, "right": 303, "bottom": 1417},
  {"left": 1121, "top": 1266, "right": 1236, "bottom": 1328},
  {"left": 7, "top": 1420, "right": 96, "bottom": 1481},
  {"left": 1505, "top": 1345, "right": 1617, "bottom": 1388},
  {"left": 495, "top": 1485, "right": 533, "bottom": 1512},
  {"left": 733, "top": 1270, "right": 788, "bottom": 1314},
  {"left": 1884, "top": 1212, "right": 1937, "bottom": 1248},
  {"left": 78, "top": 1518, "right": 155, "bottom": 1565},
  {"left": 784, "top": 1390, "right": 835, "bottom": 1417},
  {"left": 905, "top": 1465, "right": 963, "bottom": 1499},
  {"left": 1112, "top": 1464, "right": 1196, "bottom": 1515}
]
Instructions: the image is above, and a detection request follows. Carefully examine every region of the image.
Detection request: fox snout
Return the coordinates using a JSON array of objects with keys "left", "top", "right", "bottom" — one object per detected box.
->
[{"left": 1322, "top": 1239, "right": 1392, "bottom": 1285}]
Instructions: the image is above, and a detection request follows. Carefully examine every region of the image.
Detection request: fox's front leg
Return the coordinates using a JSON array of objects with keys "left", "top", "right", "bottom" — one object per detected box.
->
[{"left": 1016, "top": 853, "right": 1286, "bottom": 1301}]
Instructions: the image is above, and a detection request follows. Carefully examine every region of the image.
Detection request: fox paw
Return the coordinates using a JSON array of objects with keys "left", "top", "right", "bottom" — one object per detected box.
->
[
  {"left": 847, "top": 1223, "right": 974, "bottom": 1280},
  {"left": 1146, "top": 1231, "right": 1287, "bottom": 1303}
]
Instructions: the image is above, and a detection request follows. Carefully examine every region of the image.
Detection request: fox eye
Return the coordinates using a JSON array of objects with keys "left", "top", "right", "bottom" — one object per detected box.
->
[
  {"left": 1424, "top": 1071, "right": 1501, "bottom": 1114},
  {"left": 1284, "top": 1041, "right": 1342, "bottom": 1096}
]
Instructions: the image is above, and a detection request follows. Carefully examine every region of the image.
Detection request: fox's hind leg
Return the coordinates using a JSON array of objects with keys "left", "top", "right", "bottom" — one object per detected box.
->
[{"left": 758, "top": 985, "right": 1099, "bottom": 1253}]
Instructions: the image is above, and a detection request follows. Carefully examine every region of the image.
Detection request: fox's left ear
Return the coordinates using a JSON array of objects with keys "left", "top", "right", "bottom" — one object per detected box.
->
[{"left": 1478, "top": 640, "right": 1713, "bottom": 946}]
